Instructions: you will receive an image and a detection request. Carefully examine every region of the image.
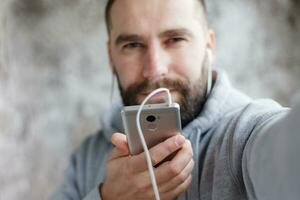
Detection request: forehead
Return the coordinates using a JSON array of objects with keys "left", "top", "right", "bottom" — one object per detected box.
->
[{"left": 109, "top": 0, "right": 204, "bottom": 36}]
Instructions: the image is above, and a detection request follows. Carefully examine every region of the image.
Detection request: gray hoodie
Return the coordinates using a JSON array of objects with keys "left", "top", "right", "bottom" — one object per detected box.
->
[{"left": 49, "top": 70, "right": 289, "bottom": 200}]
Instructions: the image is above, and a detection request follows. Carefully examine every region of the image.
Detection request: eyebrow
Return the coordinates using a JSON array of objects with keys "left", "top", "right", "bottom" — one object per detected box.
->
[
  {"left": 115, "top": 34, "right": 144, "bottom": 46},
  {"left": 114, "top": 28, "right": 194, "bottom": 46},
  {"left": 159, "top": 28, "right": 194, "bottom": 38}
]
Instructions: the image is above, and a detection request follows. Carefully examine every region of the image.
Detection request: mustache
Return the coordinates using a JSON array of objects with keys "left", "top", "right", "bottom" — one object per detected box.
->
[
  {"left": 121, "top": 78, "right": 190, "bottom": 106},
  {"left": 131, "top": 78, "right": 188, "bottom": 95}
]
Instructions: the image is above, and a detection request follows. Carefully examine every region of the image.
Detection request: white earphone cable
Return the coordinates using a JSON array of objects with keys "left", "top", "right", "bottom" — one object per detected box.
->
[{"left": 136, "top": 88, "right": 172, "bottom": 200}]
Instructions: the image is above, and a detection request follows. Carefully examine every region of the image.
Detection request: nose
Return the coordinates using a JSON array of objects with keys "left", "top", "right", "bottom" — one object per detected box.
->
[{"left": 142, "top": 42, "right": 169, "bottom": 81}]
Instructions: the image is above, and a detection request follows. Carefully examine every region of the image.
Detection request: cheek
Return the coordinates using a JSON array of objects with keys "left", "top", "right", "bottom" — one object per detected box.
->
[
  {"left": 171, "top": 50, "right": 204, "bottom": 82},
  {"left": 112, "top": 54, "right": 143, "bottom": 90}
]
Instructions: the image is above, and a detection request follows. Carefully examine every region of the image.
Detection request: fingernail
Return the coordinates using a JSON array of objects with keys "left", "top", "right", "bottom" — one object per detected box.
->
[{"left": 175, "top": 135, "right": 185, "bottom": 146}]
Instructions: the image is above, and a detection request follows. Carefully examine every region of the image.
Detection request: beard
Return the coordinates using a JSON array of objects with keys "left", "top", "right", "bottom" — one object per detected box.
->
[{"left": 116, "top": 60, "right": 209, "bottom": 128}]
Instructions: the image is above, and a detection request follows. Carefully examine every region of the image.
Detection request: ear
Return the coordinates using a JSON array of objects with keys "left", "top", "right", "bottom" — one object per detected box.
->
[
  {"left": 107, "top": 39, "right": 116, "bottom": 74},
  {"left": 206, "top": 30, "right": 216, "bottom": 63}
]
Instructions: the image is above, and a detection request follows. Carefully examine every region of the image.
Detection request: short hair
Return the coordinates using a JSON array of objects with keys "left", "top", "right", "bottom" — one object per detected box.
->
[{"left": 105, "top": 0, "right": 207, "bottom": 34}]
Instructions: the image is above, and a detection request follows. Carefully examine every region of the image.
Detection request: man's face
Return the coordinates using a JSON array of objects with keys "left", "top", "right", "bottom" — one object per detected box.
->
[{"left": 108, "top": 0, "right": 215, "bottom": 126}]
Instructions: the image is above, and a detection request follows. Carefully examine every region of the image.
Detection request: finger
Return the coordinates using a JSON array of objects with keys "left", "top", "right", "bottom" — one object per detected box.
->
[
  {"left": 130, "top": 134, "right": 185, "bottom": 172},
  {"left": 129, "top": 172, "right": 155, "bottom": 199},
  {"left": 108, "top": 147, "right": 129, "bottom": 161},
  {"left": 161, "top": 174, "right": 193, "bottom": 200},
  {"left": 142, "top": 174, "right": 193, "bottom": 200},
  {"left": 135, "top": 158, "right": 194, "bottom": 197},
  {"left": 135, "top": 140, "right": 193, "bottom": 193},
  {"left": 155, "top": 139, "right": 194, "bottom": 184},
  {"left": 159, "top": 159, "right": 194, "bottom": 193},
  {"left": 111, "top": 133, "right": 130, "bottom": 155}
]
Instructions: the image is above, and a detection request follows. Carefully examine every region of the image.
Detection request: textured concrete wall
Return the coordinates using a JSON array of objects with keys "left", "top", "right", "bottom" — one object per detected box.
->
[
  {"left": 0, "top": 0, "right": 299, "bottom": 199},
  {"left": 0, "top": 1, "right": 110, "bottom": 199},
  {"left": 207, "top": 0, "right": 300, "bottom": 103}
]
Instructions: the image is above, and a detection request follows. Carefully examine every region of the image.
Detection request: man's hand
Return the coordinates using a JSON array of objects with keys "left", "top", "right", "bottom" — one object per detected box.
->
[{"left": 100, "top": 133, "right": 194, "bottom": 200}]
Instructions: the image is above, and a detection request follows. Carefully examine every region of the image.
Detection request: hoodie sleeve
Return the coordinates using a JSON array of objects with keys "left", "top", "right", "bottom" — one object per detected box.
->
[
  {"left": 48, "top": 153, "right": 103, "bottom": 200},
  {"left": 82, "top": 188, "right": 103, "bottom": 200},
  {"left": 48, "top": 131, "right": 110, "bottom": 200},
  {"left": 242, "top": 96, "right": 300, "bottom": 200}
]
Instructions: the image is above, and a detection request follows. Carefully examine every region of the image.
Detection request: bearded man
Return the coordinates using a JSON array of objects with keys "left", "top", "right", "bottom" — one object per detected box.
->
[{"left": 50, "top": 0, "right": 300, "bottom": 200}]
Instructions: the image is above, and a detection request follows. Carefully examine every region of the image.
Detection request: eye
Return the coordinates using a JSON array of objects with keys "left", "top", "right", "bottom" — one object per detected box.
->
[
  {"left": 166, "top": 37, "right": 185, "bottom": 44},
  {"left": 123, "top": 42, "right": 143, "bottom": 49}
]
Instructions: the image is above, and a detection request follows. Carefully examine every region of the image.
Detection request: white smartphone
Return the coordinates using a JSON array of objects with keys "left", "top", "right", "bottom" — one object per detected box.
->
[{"left": 121, "top": 103, "right": 182, "bottom": 155}]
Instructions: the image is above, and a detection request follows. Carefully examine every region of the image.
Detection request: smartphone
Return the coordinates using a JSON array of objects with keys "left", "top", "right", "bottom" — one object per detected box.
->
[{"left": 121, "top": 103, "right": 182, "bottom": 155}]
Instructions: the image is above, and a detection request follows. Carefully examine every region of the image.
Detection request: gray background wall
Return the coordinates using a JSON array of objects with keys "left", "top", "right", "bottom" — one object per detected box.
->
[{"left": 0, "top": 0, "right": 299, "bottom": 199}]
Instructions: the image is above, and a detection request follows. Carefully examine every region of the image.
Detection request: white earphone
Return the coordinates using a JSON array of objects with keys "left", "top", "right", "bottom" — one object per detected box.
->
[{"left": 206, "top": 49, "right": 213, "bottom": 97}]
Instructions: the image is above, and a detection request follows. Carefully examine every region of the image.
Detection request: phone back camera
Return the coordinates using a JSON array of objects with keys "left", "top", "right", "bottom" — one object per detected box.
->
[{"left": 146, "top": 115, "right": 156, "bottom": 122}]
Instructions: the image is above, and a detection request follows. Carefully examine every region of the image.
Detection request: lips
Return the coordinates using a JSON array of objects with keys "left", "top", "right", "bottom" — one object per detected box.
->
[{"left": 141, "top": 89, "right": 175, "bottom": 96}]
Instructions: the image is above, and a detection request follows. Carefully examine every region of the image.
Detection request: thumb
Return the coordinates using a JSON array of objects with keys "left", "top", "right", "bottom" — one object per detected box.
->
[{"left": 110, "top": 133, "right": 130, "bottom": 158}]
